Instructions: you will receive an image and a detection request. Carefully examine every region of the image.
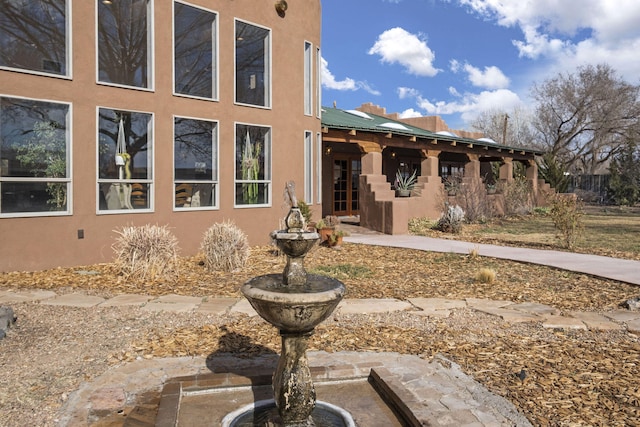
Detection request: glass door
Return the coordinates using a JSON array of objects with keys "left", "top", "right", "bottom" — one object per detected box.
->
[{"left": 332, "top": 155, "right": 361, "bottom": 216}]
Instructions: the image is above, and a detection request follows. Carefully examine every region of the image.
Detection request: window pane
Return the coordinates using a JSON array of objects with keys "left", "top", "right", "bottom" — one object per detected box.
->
[
  {"left": 235, "top": 124, "right": 270, "bottom": 205},
  {"left": 1, "top": 181, "right": 67, "bottom": 213},
  {"left": 174, "top": 116, "right": 217, "bottom": 209},
  {"left": 0, "top": 97, "right": 70, "bottom": 214},
  {"left": 235, "top": 21, "right": 270, "bottom": 107},
  {"left": 174, "top": 2, "right": 216, "bottom": 99},
  {"left": 98, "top": 0, "right": 151, "bottom": 88},
  {"left": 304, "top": 131, "right": 312, "bottom": 203},
  {"left": 0, "top": 0, "right": 68, "bottom": 76},
  {"left": 98, "top": 108, "right": 152, "bottom": 211},
  {"left": 304, "top": 42, "right": 312, "bottom": 115}
]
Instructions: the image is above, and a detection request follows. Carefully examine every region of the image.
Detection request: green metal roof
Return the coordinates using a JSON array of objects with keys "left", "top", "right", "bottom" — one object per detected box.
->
[{"left": 320, "top": 106, "right": 544, "bottom": 155}]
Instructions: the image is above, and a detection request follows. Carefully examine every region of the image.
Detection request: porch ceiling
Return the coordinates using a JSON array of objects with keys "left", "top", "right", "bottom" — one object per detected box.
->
[{"left": 320, "top": 106, "right": 544, "bottom": 159}]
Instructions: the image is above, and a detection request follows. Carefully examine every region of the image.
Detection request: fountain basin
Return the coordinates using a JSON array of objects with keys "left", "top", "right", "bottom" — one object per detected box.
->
[
  {"left": 241, "top": 274, "right": 345, "bottom": 333},
  {"left": 271, "top": 230, "right": 320, "bottom": 258}
]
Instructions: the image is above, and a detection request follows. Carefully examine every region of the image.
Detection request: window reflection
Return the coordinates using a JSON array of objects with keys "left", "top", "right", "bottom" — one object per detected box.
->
[
  {"left": 174, "top": 117, "right": 218, "bottom": 209},
  {"left": 235, "top": 20, "right": 270, "bottom": 107},
  {"left": 97, "top": 0, "right": 152, "bottom": 88},
  {"left": 0, "top": 97, "right": 70, "bottom": 214},
  {"left": 0, "top": 0, "right": 68, "bottom": 76},
  {"left": 98, "top": 108, "right": 152, "bottom": 211},
  {"left": 174, "top": 2, "right": 216, "bottom": 99}
]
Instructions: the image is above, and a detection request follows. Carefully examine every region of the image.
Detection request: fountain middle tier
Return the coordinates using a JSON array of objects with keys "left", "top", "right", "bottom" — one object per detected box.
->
[{"left": 241, "top": 274, "right": 345, "bottom": 333}]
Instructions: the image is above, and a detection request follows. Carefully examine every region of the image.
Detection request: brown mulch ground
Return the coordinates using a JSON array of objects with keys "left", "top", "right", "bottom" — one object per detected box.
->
[{"left": 2, "top": 243, "right": 640, "bottom": 426}]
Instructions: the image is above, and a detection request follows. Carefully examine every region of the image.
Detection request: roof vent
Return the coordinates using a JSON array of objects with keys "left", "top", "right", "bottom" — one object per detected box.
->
[
  {"left": 345, "top": 109, "right": 373, "bottom": 120},
  {"left": 477, "top": 137, "right": 497, "bottom": 144},
  {"left": 379, "top": 122, "right": 409, "bottom": 130},
  {"left": 436, "top": 130, "right": 459, "bottom": 137}
]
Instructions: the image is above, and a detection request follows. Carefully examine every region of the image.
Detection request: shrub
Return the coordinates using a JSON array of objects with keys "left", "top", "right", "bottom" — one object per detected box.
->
[
  {"left": 453, "top": 178, "right": 494, "bottom": 223},
  {"left": 468, "top": 245, "right": 480, "bottom": 260},
  {"left": 475, "top": 268, "right": 496, "bottom": 284},
  {"left": 112, "top": 224, "right": 179, "bottom": 280},
  {"left": 501, "top": 176, "right": 534, "bottom": 216},
  {"left": 549, "top": 193, "right": 584, "bottom": 249},
  {"left": 436, "top": 205, "right": 465, "bottom": 233},
  {"left": 201, "top": 221, "right": 250, "bottom": 272}
]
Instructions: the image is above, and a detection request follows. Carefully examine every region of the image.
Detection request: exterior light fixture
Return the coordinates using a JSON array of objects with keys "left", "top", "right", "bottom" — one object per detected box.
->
[
  {"left": 275, "top": 0, "right": 288, "bottom": 16},
  {"left": 102, "top": 0, "right": 112, "bottom": 4},
  {"left": 324, "top": 146, "right": 332, "bottom": 156}
]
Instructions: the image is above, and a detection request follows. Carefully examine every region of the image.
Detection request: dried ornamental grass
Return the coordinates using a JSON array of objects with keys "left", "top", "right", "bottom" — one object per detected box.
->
[
  {"left": 112, "top": 224, "right": 179, "bottom": 280},
  {"left": 475, "top": 267, "right": 497, "bottom": 284},
  {"left": 201, "top": 221, "right": 250, "bottom": 272}
]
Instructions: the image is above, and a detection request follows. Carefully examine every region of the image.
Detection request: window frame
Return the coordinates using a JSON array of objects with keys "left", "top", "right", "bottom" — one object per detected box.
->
[
  {"left": 316, "top": 47, "right": 322, "bottom": 118},
  {"left": 304, "top": 130, "right": 313, "bottom": 204},
  {"left": 172, "top": 1, "right": 219, "bottom": 101},
  {"left": 96, "top": 0, "right": 155, "bottom": 91},
  {"left": 234, "top": 19, "right": 272, "bottom": 109},
  {"left": 173, "top": 115, "right": 219, "bottom": 211},
  {"left": 0, "top": 0, "right": 72, "bottom": 79},
  {"left": 316, "top": 132, "right": 322, "bottom": 204},
  {"left": 234, "top": 122, "right": 272, "bottom": 208},
  {"left": 96, "top": 106, "right": 154, "bottom": 214},
  {"left": 304, "top": 41, "right": 313, "bottom": 116},
  {"left": 0, "top": 95, "right": 72, "bottom": 218}
]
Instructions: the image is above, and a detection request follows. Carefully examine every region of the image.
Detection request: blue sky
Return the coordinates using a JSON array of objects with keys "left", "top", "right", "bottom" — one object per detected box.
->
[{"left": 320, "top": 0, "right": 640, "bottom": 130}]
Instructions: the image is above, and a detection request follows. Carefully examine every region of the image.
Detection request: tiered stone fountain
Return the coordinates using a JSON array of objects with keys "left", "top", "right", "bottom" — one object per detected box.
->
[{"left": 227, "top": 182, "right": 352, "bottom": 426}]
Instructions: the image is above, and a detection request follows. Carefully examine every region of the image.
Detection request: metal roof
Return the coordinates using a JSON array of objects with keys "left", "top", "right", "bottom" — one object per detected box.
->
[{"left": 320, "top": 107, "right": 544, "bottom": 155}]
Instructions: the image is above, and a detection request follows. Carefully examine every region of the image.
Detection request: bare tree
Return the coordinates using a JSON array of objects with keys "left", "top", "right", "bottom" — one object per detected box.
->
[
  {"left": 470, "top": 106, "right": 536, "bottom": 148},
  {"left": 531, "top": 64, "right": 640, "bottom": 175}
]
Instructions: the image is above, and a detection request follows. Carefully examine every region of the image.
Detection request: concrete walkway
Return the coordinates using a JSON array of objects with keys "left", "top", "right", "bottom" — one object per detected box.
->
[{"left": 345, "top": 233, "right": 640, "bottom": 286}]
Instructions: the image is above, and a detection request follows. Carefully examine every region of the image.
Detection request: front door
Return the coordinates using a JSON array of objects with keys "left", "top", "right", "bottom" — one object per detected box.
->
[{"left": 332, "top": 155, "right": 361, "bottom": 216}]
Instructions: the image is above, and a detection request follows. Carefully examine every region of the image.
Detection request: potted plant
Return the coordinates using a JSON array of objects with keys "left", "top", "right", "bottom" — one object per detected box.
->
[
  {"left": 316, "top": 215, "right": 339, "bottom": 242},
  {"left": 395, "top": 169, "right": 417, "bottom": 197},
  {"left": 297, "top": 200, "right": 315, "bottom": 230},
  {"left": 327, "top": 228, "right": 349, "bottom": 248}
]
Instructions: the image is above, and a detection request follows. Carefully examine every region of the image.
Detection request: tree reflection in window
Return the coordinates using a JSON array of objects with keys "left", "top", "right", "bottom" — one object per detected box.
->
[
  {"left": 235, "top": 20, "right": 270, "bottom": 107},
  {"left": 174, "top": 117, "right": 217, "bottom": 209},
  {"left": 0, "top": 0, "right": 68, "bottom": 76},
  {"left": 97, "top": 0, "right": 151, "bottom": 88},
  {"left": 0, "top": 97, "right": 70, "bottom": 214},
  {"left": 174, "top": 2, "right": 216, "bottom": 99},
  {"left": 97, "top": 108, "right": 152, "bottom": 211}
]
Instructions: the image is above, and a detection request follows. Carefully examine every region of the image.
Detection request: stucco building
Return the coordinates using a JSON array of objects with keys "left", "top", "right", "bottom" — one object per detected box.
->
[
  {"left": 319, "top": 103, "right": 548, "bottom": 234},
  {"left": 0, "top": 0, "right": 323, "bottom": 271}
]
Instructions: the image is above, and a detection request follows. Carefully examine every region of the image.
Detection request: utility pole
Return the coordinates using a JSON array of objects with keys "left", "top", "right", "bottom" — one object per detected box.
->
[{"left": 502, "top": 114, "right": 509, "bottom": 146}]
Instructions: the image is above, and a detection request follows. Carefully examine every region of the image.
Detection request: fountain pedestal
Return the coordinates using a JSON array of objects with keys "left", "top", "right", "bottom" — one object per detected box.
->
[{"left": 273, "top": 332, "right": 315, "bottom": 425}]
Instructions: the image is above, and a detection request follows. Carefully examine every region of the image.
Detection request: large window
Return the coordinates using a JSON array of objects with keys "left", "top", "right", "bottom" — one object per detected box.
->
[
  {"left": 0, "top": 96, "right": 71, "bottom": 216},
  {"left": 0, "top": 0, "right": 69, "bottom": 76},
  {"left": 235, "top": 20, "right": 270, "bottom": 107},
  {"left": 304, "top": 131, "right": 313, "bottom": 204},
  {"left": 174, "top": 2, "right": 217, "bottom": 99},
  {"left": 304, "top": 42, "right": 312, "bottom": 115},
  {"left": 98, "top": 108, "right": 153, "bottom": 212},
  {"left": 316, "top": 47, "right": 322, "bottom": 118},
  {"left": 97, "top": 0, "right": 153, "bottom": 89},
  {"left": 235, "top": 123, "right": 271, "bottom": 206},
  {"left": 174, "top": 117, "right": 218, "bottom": 209}
]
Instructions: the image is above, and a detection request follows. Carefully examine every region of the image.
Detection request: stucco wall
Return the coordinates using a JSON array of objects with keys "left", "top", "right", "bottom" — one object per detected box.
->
[{"left": 0, "top": 1, "right": 321, "bottom": 271}]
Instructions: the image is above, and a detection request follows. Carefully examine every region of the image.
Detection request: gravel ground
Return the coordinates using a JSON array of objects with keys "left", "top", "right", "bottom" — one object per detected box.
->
[{"left": 1, "top": 243, "right": 640, "bottom": 426}]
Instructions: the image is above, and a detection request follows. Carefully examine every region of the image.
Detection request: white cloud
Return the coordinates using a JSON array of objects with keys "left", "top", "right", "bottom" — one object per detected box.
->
[
  {"left": 368, "top": 27, "right": 441, "bottom": 77},
  {"left": 398, "top": 86, "right": 522, "bottom": 123},
  {"left": 398, "top": 108, "right": 423, "bottom": 118},
  {"left": 455, "top": 0, "right": 640, "bottom": 82},
  {"left": 451, "top": 61, "right": 510, "bottom": 89},
  {"left": 397, "top": 86, "right": 421, "bottom": 99},
  {"left": 321, "top": 57, "right": 381, "bottom": 95}
]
